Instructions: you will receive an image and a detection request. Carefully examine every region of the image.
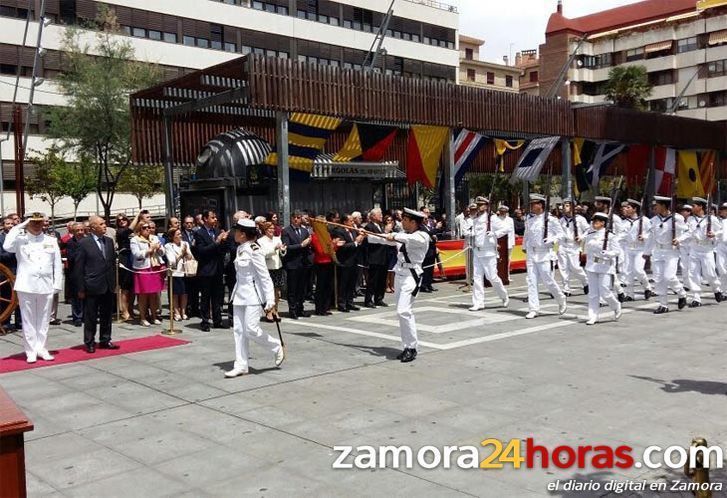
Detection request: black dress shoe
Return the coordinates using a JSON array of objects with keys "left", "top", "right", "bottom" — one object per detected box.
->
[
  {"left": 49, "top": 319, "right": 62, "bottom": 326},
  {"left": 430, "top": 287, "right": 438, "bottom": 292},
  {"left": 563, "top": 292, "right": 572, "bottom": 298},
  {"left": 98, "top": 342, "right": 119, "bottom": 350},
  {"left": 400, "top": 349, "right": 417, "bottom": 363},
  {"left": 653, "top": 306, "right": 669, "bottom": 314},
  {"left": 678, "top": 297, "right": 687, "bottom": 310},
  {"left": 374, "top": 301, "right": 388, "bottom": 307},
  {"left": 644, "top": 289, "right": 653, "bottom": 300},
  {"left": 347, "top": 305, "right": 361, "bottom": 311},
  {"left": 583, "top": 285, "right": 589, "bottom": 295},
  {"left": 288, "top": 313, "right": 299, "bottom": 320},
  {"left": 213, "top": 322, "right": 230, "bottom": 329},
  {"left": 420, "top": 288, "right": 432, "bottom": 293},
  {"left": 396, "top": 349, "right": 405, "bottom": 360},
  {"left": 363, "top": 302, "right": 376, "bottom": 308},
  {"left": 715, "top": 292, "right": 723, "bottom": 303},
  {"left": 85, "top": 344, "right": 96, "bottom": 353},
  {"left": 200, "top": 323, "right": 211, "bottom": 331},
  {"left": 299, "top": 311, "right": 312, "bottom": 318},
  {"left": 73, "top": 321, "right": 83, "bottom": 327},
  {"left": 689, "top": 301, "right": 702, "bottom": 308},
  {"left": 337, "top": 306, "right": 350, "bottom": 313},
  {"left": 617, "top": 293, "right": 625, "bottom": 303},
  {"left": 624, "top": 296, "right": 634, "bottom": 302}
]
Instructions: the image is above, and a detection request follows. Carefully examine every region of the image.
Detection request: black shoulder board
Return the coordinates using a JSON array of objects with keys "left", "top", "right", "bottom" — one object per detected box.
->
[{"left": 250, "top": 242, "right": 260, "bottom": 250}]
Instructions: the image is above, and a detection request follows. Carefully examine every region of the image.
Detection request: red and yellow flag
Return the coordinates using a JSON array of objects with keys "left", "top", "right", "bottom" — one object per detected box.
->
[
  {"left": 406, "top": 125, "right": 449, "bottom": 188},
  {"left": 699, "top": 150, "right": 717, "bottom": 195}
]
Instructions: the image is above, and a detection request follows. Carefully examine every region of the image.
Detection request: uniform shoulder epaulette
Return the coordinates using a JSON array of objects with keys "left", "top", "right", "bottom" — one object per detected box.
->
[{"left": 250, "top": 242, "right": 260, "bottom": 251}]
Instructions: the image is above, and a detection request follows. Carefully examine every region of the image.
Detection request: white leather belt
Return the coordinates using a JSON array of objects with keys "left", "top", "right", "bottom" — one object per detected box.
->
[
  {"left": 400, "top": 263, "right": 420, "bottom": 270},
  {"left": 656, "top": 243, "right": 674, "bottom": 250},
  {"left": 593, "top": 257, "right": 605, "bottom": 264}
]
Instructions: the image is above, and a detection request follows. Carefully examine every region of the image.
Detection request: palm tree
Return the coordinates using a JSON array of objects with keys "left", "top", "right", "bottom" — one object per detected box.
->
[{"left": 604, "top": 66, "right": 653, "bottom": 111}]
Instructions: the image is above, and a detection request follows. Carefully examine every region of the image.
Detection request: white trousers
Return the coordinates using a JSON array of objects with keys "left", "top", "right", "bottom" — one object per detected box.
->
[
  {"left": 557, "top": 249, "right": 586, "bottom": 292},
  {"left": 687, "top": 252, "right": 721, "bottom": 302},
  {"left": 17, "top": 291, "right": 54, "bottom": 358},
  {"left": 586, "top": 272, "right": 619, "bottom": 321},
  {"left": 232, "top": 305, "right": 281, "bottom": 371},
  {"left": 471, "top": 255, "right": 507, "bottom": 308},
  {"left": 395, "top": 273, "right": 419, "bottom": 350},
  {"left": 717, "top": 249, "right": 727, "bottom": 291},
  {"left": 652, "top": 256, "right": 686, "bottom": 307},
  {"left": 623, "top": 249, "right": 652, "bottom": 297},
  {"left": 526, "top": 259, "right": 565, "bottom": 312}
]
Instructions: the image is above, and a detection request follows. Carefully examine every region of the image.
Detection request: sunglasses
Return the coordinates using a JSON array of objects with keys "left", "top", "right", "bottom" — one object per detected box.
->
[{"left": 141, "top": 226, "right": 150, "bottom": 229}]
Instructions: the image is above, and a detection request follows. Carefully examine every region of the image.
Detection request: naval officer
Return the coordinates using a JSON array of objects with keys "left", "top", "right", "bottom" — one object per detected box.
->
[
  {"left": 385, "top": 208, "right": 430, "bottom": 363},
  {"left": 225, "top": 218, "right": 285, "bottom": 378},
  {"left": 3, "top": 212, "right": 62, "bottom": 363}
]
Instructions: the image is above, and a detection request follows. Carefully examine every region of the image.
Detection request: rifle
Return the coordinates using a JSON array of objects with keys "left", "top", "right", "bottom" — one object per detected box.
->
[
  {"left": 671, "top": 178, "right": 677, "bottom": 245},
  {"left": 639, "top": 167, "right": 652, "bottom": 238},
  {"left": 707, "top": 192, "right": 712, "bottom": 237},
  {"left": 603, "top": 176, "right": 624, "bottom": 251},
  {"left": 543, "top": 167, "right": 553, "bottom": 243},
  {"left": 487, "top": 175, "right": 496, "bottom": 233}
]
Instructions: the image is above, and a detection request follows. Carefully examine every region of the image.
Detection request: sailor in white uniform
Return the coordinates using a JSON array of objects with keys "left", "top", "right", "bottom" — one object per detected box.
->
[
  {"left": 583, "top": 213, "right": 623, "bottom": 325},
  {"left": 594, "top": 195, "right": 626, "bottom": 301},
  {"left": 619, "top": 199, "right": 654, "bottom": 301},
  {"left": 465, "top": 196, "right": 509, "bottom": 311},
  {"left": 522, "top": 194, "right": 567, "bottom": 319},
  {"left": 716, "top": 203, "right": 727, "bottom": 294},
  {"left": 557, "top": 198, "right": 589, "bottom": 296},
  {"left": 225, "top": 218, "right": 285, "bottom": 378},
  {"left": 644, "top": 196, "right": 688, "bottom": 314},
  {"left": 385, "top": 208, "right": 430, "bottom": 363},
  {"left": 496, "top": 205, "right": 515, "bottom": 275},
  {"left": 677, "top": 204, "right": 693, "bottom": 280},
  {"left": 3, "top": 212, "right": 62, "bottom": 363},
  {"left": 680, "top": 197, "right": 723, "bottom": 307}
]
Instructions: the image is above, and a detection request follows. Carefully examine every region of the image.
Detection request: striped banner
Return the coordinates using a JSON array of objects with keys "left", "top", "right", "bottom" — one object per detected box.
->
[{"left": 453, "top": 128, "right": 486, "bottom": 185}]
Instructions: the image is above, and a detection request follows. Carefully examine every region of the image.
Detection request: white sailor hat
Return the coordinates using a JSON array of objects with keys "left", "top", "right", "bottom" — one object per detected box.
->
[
  {"left": 691, "top": 197, "right": 708, "bottom": 206},
  {"left": 236, "top": 218, "right": 257, "bottom": 229},
  {"left": 626, "top": 198, "right": 641, "bottom": 207},
  {"left": 402, "top": 208, "right": 426, "bottom": 221},
  {"left": 653, "top": 195, "right": 672, "bottom": 205},
  {"left": 680, "top": 204, "right": 693, "bottom": 211},
  {"left": 592, "top": 212, "right": 609, "bottom": 222},
  {"left": 497, "top": 205, "right": 510, "bottom": 212},
  {"left": 562, "top": 197, "right": 574, "bottom": 204},
  {"left": 25, "top": 211, "right": 46, "bottom": 221},
  {"left": 468, "top": 203, "right": 477, "bottom": 210},
  {"left": 594, "top": 196, "right": 611, "bottom": 203},
  {"left": 475, "top": 196, "right": 490, "bottom": 204},
  {"left": 529, "top": 194, "right": 546, "bottom": 203},
  {"left": 721, "top": 203, "right": 727, "bottom": 209}
]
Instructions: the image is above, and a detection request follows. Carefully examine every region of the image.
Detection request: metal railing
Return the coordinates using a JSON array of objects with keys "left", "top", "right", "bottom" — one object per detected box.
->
[{"left": 402, "top": 0, "right": 458, "bottom": 13}]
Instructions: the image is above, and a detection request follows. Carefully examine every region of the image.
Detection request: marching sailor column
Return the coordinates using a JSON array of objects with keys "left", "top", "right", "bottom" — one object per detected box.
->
[
  {"left": 557, "top": 198, "right": 589, "bottom": 296},
  {"left": 385, "top": 208, "right": 430, "bottom": 363},
  {"left": 583, "top": 213, "right": 623, "bottom": 325},
  {"left": 522, "top": 194, "right": 567, "bottom": 320},
  {"left": 225, "top": 219, "right": 285, "bottom": 378},
  {"left": 620, "top": 199, "right": 654, "bottom": 301},
  {"left": 466, "top": 196, "right": 509, "bottom": 311},
  {"left": 682, "top": 197, "right": 723, "bottom": 307},
  {"left": 644, "top": 196, "right": 688, "bottom": 314},
  {"left": 3, "top": 213, "right": 62, "bottom": 363}
]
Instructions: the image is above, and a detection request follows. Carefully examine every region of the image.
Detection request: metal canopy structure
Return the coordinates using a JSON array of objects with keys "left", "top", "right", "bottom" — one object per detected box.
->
[{"left": 130, "top": 54, "right": 727, "bottom": 223}]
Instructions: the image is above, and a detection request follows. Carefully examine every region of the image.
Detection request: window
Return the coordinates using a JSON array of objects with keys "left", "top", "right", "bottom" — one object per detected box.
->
[
  {"left": 265, "top": 3, "right": 275, "bottom": 12},
  {"left": 677, "top": 37, "right": 699, "bottom": 53},
  {"left": 412, "top": 34, "right": 420, "bottom": 43},
  {"left": 210, "top": 24, "right": 223, "bottom": 50},
  {"left": 183, "top": 35, "right": 195, "bottom": 46},
  {"left": 649, "top": 70, "right": 675, "bottom": 86},
  {"left": 486, "top": 72, "right": 495, "bottom": 84},
  {"left": 241, "top": 45, "right": 252, "bottom": 55},
  {"left": 163, "top": 32, "right": 177, "bottom": 43},
  {"left": 625, "top": 48, "right": 644, "bottom": 61},
  {"left": 279, "top": 51, "right": 289, "bottom": 59},
  {"left": 277, "top": 5, "right": 288, "bottom": 15},
  {"left": 132, "top": 27, "right": 146, "bottom": 38},
  {"left": 121, "top": 25, "right": 131, "bottom": 35},
  {"left": 197, "top": 38, "right": 209, "bottom": 48},
  {"left": 466, "top": 68, "right": 475, "bottom": 81},
  {"left": 329, "top": 17, "right": 339, "bottom": 26},
  {"left": 252, "top": 1, "right": 264, "bottom": 9},
  {"left": 529, "top": 71, "right": 538, "bottom": 83},
  {"left": 252, "top": 47, "right": 264, "bottom": 55},
  {"left": 297, "top": 9, "right": 306, "bottom": 18},
  {"left": 465, "top": 48, "right": 473, "bottom": 60},
  {"left": 506, "top": 75, "right": 513, "bottom": 87},
  {"left": 148, "top": 30, "right": 161, "bottom": 41},
  {"left": 708, "top": 59, "right": 726, "bottom": 77},
  {"left": 709, "top": 91, "right": 727, "bottom": 107},
  {"left": 224, "top": 42, "right": 236, "bottom": 52},
  {"left": 0, "top": 64, "right": 16, "bottom": 75},
  {"left": 59, "top": 0, "right": 76, "bottom": 25}
]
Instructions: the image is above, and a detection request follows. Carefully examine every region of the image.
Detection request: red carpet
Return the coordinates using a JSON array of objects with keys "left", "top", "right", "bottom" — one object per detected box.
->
[{"left": 0, "top": 335, "right": 190, "bottom": 374}]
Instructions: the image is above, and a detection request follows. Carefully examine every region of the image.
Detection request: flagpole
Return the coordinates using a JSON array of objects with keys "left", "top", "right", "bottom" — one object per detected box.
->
[
  {"left": 561, "top": 138, "right": 572, "bottom": 199},
  {"left": 446, "top": 129, "right": 456, "bottom": 235}
]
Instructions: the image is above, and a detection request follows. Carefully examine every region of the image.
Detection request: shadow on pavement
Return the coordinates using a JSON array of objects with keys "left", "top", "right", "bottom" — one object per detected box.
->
[{"left": 630, "top": 375, "right": 727, "bottom": 396}]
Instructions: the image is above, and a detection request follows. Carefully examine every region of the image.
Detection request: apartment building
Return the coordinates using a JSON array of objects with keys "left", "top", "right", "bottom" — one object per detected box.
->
[
  {"left": 540, "top": 0, "right": 727, "bottom": 120},
  {"left": 458, "top": 34, "right": 520, "bottom": 93},
  {"left": 0, "top": 0, "right": 459, "bottom": 207},
  {"left": 515, "top": 49, "right": 539, "bottom": 96}
]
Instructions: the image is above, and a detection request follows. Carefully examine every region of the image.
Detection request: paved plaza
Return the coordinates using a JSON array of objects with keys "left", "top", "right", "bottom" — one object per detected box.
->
[{"left": 1, "top": 273, "right": 727, "bottom": 497}]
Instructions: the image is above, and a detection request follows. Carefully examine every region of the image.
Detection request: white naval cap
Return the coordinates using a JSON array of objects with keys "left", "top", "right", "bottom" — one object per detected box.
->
[
  {"left": 236, "top": 218, "right": 257, "bottom": 229},
  {"left": 594, "top": 196, "right": 611, "bottom": 203},
  {"left": 561, "top": 197, "right": 574, "bottom": 204},
  {"left": 402, "top": 208, "right": 426, "bottom": 221},
  {"left": 475, "top": 196, "right": 490, "bottom": 204},
  {"left": 25, "top": 211, "right": 46, "bottom": 221},
  {"left": 529, "top": 194, "right": 546, "bottom": 203},
  {"left": 625, "top": 198, "right": 641, "bottom": 207},
  {"left": 680, "top": 204, "right": 693, "bottom": 211},
  {"left": 592, "top": 212, "right": 609, "bottom": 222},
  {"left": 653, "top": 195, "right": 672, "bottom": 205},
  {"left": 468, "top": 203, "right": 477, "bottom": 210},
  {"left": 497, "top": 205, "right": 510, "bottom": 212},
  {"left": 721, "top": 203, "right": 727, "bottom": 209},
  {"left": 691, "top": 196, "right": 708, "bottom": 206}
]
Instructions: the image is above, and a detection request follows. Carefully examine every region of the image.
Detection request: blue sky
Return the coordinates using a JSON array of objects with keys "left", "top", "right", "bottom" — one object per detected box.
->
[{"left": 452, "top": 0, "right": 640, "bottom": 63}]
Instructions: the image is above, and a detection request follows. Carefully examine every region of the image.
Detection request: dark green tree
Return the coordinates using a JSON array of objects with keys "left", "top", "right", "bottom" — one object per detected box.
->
[{"left": 604, "top": 66, "right": 653, "bottom": 110}]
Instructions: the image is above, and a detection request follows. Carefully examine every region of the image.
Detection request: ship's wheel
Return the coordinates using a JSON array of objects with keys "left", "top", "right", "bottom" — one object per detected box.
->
[{"left": 0, "top": 263, "right": 18, "bottom": 334}]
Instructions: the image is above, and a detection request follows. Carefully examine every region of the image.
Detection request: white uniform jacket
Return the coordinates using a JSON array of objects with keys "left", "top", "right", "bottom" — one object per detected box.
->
[
  {"left": 3, "top": 222, "right": 63, "bottom": 294},
  {"left": 644, "top": 213, "right": 687, "bottom": 261},
  {"left": 621, "top": 216, "right": 651, "bottom": 251},
  {"left": 559, "top": 215, "right": 589, "bottom": 251},
  {"left": 466, "top": 213, "right": 508, "bottom": 258},
  {"left": 583, "top": 228, "right": 621, "bottom": 275},
  {"left": 392, "top": 230, "right": 430, "bottom": 277},
  {"left": 523, "top": 213, "right": 563, "bottom": 263},
  {"left": 232, "top": 241, "right": 275, "bottom": 307},
  {"left": 680, "top": 215, "right": 722, "bottom": 254}
]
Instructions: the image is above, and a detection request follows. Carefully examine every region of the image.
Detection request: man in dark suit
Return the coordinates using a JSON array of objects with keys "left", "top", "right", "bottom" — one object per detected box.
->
[
  {"left": 74, "top": 216, "right": 118, "bottom": 353},
  {"left": 281, "top": 211, "right": 312, "bottom": 319},
  {"left": 333, "top": 214, "right": 365, "bottom": 312},
  {"left": 364, "top": 208, "right": 388, "bottom": 308},
  {"left": 419, "top": 206, "right": 438, "bottom": 293},
  {"left": 192, "top": 209, "right": 229, "bottom": 331},
  {"left": 65, "top": 222, "right": 86, "bottom": 326},
  {"left": 0, "top": 216, "right": 20, "bottom": 330}
]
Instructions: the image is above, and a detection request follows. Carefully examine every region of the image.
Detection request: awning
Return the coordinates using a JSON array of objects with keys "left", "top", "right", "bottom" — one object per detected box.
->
[
  {"left": 708, "top": 29, "right": 727, "bottom": 46},
  {"left": 644, "top": 40, "right": 673, "bottom": 53}
]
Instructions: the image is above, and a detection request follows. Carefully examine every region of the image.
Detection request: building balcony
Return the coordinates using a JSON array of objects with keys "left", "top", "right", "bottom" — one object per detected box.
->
[
  {"left": 650, "top": 84, "right": 676, "bottom": 100},
  {"left": 706, "top": 44, "right": 727, "bottom": 62},
  {"left": 623, "top": 55, "right": 675, "bottom": 72},
  {"left": 706, "top": 75, "right": 727, "bottom": 92}
]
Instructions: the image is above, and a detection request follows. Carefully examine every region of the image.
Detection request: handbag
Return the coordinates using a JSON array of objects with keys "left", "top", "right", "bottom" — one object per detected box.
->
[{"left": 183, "top": 258, "right": 198, "bottom": 277}]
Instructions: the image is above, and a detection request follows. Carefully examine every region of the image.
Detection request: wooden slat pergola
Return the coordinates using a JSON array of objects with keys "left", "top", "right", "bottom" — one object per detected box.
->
[{"left": 130, "top": 54, "right": 727, "bottom": 223}]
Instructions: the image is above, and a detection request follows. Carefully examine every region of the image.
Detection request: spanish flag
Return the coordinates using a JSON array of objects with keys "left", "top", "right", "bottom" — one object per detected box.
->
[
  {"left": 406, "top": 125, "right": 449, "bottom": 188},
  {"left": 265, "top": 113, "right": 342, "bottom": 173},
  {"left": 699, "top": 150, "right": 717, "bottom": 195},
  {"left": 676, "top": 150, "right": 705, "bottom": 198},
  {"left": 333, "top": 123, "right": 398, "bottom": 162}
]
